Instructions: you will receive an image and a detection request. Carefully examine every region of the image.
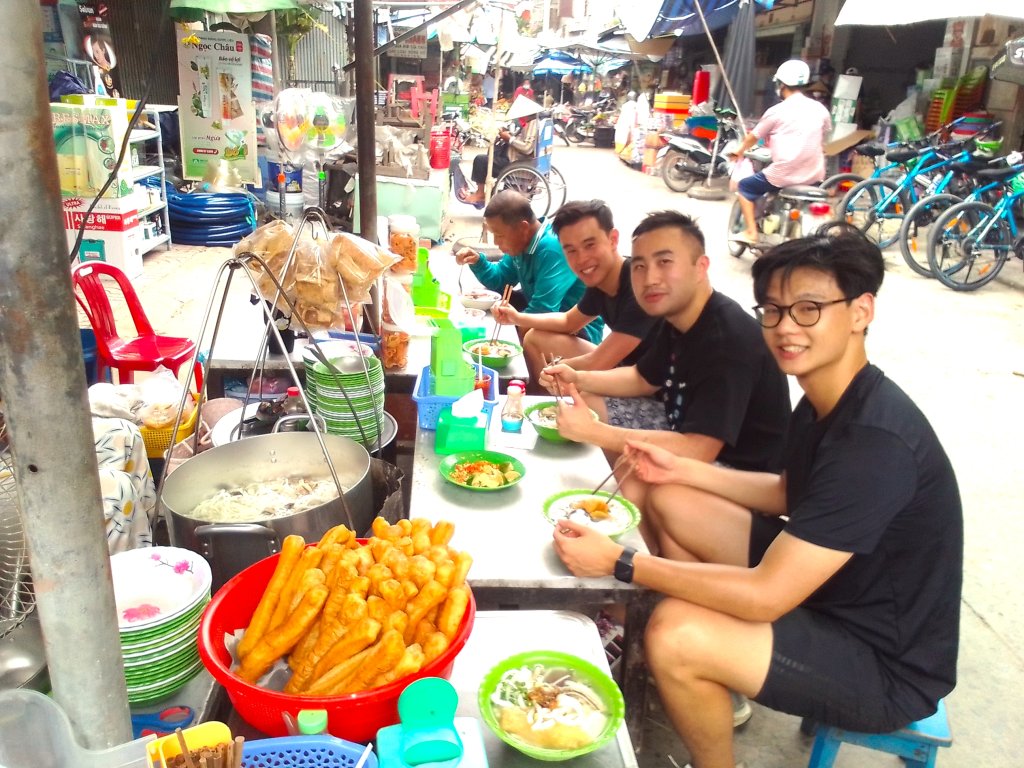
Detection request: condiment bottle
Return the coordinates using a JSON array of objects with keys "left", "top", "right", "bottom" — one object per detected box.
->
[
  {"left": 278, "top": 386, "right": 309, "bottom": 431},
  {"left": 297, "top": 708, "right": 329, "bottom": 735},
  {"left": 501, "top": 380, "right": 526, "bottom": 433}
]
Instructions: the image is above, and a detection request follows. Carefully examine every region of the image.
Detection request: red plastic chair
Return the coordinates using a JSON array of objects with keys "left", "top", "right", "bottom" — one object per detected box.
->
[{"left": 71, "top": 261, "right": 203, "bottom": 390}]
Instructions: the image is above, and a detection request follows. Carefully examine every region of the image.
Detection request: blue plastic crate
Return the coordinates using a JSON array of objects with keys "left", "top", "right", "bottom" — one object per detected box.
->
[
  {"left": 412, "top": 363, "right": 498, "bottom": 430},
  {"left": 242, "top": 735, "right": 377, "bottom": 768}
]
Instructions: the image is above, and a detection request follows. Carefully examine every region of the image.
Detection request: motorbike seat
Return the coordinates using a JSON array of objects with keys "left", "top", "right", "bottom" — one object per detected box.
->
[
  {"left": 856, "top": 144, "right": 886, "bottom": 157},
  {"left": 779, "top": 185, "right": 829, "bottom": 201},
  {"left": 885, "top": 148, "right": 920, "bottom": 164}
]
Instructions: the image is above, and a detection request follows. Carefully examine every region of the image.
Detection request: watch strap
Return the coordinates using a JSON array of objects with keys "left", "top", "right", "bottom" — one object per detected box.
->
[{"left": 614, "top": 546, "right": 637, "bottom": 583}]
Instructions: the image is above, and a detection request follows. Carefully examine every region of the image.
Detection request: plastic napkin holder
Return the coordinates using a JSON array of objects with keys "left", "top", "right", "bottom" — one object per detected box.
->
[{"left": 434, "top": 407, "right": 487, "bottom": 455}]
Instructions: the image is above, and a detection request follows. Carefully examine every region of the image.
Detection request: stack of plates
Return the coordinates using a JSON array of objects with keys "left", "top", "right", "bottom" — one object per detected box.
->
[
  {"left": 110, "top": 547, "right": 212, "bottom": 705},
  {"left": 305, "top": 355, "right": 386, "bottom": 444}
]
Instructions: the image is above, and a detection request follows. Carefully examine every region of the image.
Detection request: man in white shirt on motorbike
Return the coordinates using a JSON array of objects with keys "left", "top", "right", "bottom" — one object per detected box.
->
[{"left": 729, "top": 60, "right": 832, "bottom": 246}]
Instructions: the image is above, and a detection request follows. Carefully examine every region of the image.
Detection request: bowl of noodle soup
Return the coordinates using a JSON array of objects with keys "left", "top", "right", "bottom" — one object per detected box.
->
[{"left": 478, "top": 650, "right": 624, "bottom": 761}]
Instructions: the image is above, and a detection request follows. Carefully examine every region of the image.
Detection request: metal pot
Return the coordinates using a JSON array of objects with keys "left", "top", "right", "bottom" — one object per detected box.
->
[{"left": 160, "top": 430, "right": 373, "bottom": 588}]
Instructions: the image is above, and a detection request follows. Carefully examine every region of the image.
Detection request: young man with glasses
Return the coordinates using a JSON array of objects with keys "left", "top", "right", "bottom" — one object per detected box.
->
[{"left": 551, "top": 232, "right": 963, "bottom": 768}]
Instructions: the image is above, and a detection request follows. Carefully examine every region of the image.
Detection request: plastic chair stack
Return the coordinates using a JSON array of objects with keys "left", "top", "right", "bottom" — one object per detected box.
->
[{"left": 71, "top": 261, "right": 203, "bottom": 390}]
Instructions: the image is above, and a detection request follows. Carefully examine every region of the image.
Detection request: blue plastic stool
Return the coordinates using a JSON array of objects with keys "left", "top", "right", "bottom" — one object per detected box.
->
[{"left": 807, "top": 699, "right": 952, "bottom": 768}]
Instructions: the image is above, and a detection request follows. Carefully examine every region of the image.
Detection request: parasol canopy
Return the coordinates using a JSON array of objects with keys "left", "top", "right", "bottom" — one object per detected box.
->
[
  {"left": 616, "top": 0, "right": 773, "bottom": 42},
  {"left": 835, "top": 0, "right": 1024, "bottom": 26},
  {"left": 532, "top": 54, "right": 592, "bottom": 77}
]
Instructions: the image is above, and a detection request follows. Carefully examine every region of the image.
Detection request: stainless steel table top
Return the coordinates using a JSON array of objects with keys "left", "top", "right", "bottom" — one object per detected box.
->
[
  {"left": 410, "top": 397, "right": 647, "bottom": 591},
  {"left": 449, "top": 610, "right": 638, "bottom": 768}
]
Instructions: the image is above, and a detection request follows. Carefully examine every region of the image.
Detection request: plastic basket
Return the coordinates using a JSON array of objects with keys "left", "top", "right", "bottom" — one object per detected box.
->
[
  {"left": 197, "top": 548, "right": 476, "bottom": 742},
  {"left": 139, "top": 396, "right": 199, "bottom": 459},
  {"left": 242, "top": 736, "right": 378, "bottom": 768},
  {"left": 412, "top": 364, "right": 498, "bottom": 430}
]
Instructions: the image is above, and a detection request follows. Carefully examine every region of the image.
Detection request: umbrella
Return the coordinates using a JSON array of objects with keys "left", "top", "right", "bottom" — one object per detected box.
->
[
  {"left": 617, "top": 0, "right": 769, "bottom": 42},
  {"left": 712, "top": 0, "right": 755, "bottom": 115},
  {"left": 835, "top": 0, "right": 1023, "bottom": 25},
  {"left": 506, "top": 94, "right": 543, "bottom": 121}
]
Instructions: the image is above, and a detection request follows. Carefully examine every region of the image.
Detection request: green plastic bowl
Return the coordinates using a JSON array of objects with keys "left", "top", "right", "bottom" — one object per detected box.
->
[
  {"left": 438, "top": 450, "right": 526, "bottom": 491},
  {"left": 523, "top": 400, "right": 599, "bottom": 443},
  {"left": 543, "top": 489, "right": 641, "bottom": 540},
  {"left": 478, "top": 650, "right": 625, "bottom": 762},
  {"left": 462, "top": 339, "right": 522, "bottom": 370}
]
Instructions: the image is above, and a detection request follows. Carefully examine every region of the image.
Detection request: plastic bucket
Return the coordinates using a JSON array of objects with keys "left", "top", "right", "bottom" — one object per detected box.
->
[
  {"left": 429, "top": 129, "right": 451, "bottom": 170},
  {"left": 264, "top": 190, "right": 304, "bottom": 221},
  {"left": 80, "top": 328, "right": 99, "bottom": 384},
  {"left": 692, "top": 70, "right": 710, "bottom": 106}
]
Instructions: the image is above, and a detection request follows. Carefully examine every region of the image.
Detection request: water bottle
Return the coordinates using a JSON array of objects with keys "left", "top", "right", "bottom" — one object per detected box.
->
[{"left": 501, "top": 380, "right": 526, "bottom": 433}]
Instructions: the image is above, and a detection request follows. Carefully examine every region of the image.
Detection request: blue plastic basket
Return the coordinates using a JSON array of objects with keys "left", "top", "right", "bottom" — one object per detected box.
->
[
  {"left": 412, "top": 364, "right": 498, "bottom": 430},
  {"left": 243, "top": 735, "right": 378, "bottom": 768}
]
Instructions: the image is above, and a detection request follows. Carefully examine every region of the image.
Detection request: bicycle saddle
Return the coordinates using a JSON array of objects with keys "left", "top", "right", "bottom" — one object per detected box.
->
[
  {"left": 974, "top": 165, "right": 1024, "bottom": 180},
  {"left": 948, "top": 159, "right": 990, "bottom": 174},
  {"left": 885, "top": 148, "right": 920, "bottom": 164},
  {"left": 856, "top": 144, "right": 885, "bottom": 157},
  {"left": 779, "top": 185, "right": 829, "bottom": 201}
]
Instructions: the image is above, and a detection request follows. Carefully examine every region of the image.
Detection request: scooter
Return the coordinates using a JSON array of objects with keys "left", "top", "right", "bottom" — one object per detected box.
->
[
  {"left": 726, "top": 147, "right": 834, "bottom": 258},
  {"left": 564, "top": 97, "right": 616, "bottom": 144},
  {"left": 658, "top": 113, "right": 743, "bottom": 193}
]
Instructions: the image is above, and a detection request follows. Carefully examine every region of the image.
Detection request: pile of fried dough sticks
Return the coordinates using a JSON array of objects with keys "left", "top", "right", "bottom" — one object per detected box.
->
[{"left": 234, "top": 517, "right": 472, "bottom": 696}]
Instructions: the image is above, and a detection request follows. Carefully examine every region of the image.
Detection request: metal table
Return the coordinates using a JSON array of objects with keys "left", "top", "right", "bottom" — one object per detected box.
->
[{"left": 409, "top": 400, "right": 653, "bottom": 749}]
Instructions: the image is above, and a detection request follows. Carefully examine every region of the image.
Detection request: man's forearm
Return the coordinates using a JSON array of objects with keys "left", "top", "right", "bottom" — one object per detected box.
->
[
  {"left": 576, "top": 367, "right": 654, "bottom": 399},
  {"left": 580, "top": 422, "right": 706, "bottom": 456},
  {"left": 518, "top": 311, "right": 576, "bottom": 333},
  {"left": 674, "top": 461, "right": 787, "bottom": 515}
]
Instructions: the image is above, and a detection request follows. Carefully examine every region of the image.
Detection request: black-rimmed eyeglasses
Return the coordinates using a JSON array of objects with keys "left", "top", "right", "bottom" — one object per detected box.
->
[{"left": 752, "top": 298, "right": 853, "bottom": 328}]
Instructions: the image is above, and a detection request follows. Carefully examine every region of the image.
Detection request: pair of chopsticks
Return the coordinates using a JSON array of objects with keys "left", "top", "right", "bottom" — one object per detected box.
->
[
  {"left": 173, "top": 730, "right": 244, "bottom": 768},
  {"left": 589, "top": 454, "right": 638, "bottom": 505},
  {"left": 543, "top": 353, "right": 564, "bottom": 401},
  {"left": 489, "top": 284, "right": 513, "bottom": 344}
]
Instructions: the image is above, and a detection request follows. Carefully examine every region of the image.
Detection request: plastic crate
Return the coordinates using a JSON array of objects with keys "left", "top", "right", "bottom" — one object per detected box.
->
[
  {"left": 243, "top": 735, "right": 378, "bottom": 768},
  {"left": 139, "top": 396, "right": 199, "bottom": 458},
  {"left": 412, "top": 364, "right": 498, "bottom": 430}
]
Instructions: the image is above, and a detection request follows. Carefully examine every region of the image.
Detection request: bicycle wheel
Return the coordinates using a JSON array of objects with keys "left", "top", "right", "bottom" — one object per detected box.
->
[
  {"left": 927, "top": 201, "right": 1011, "bottom": 291},
  {"left": 547, "top": 166, "right": 568, "bottom": 213},
  {"left": 898, "top": 193, "right": 961, "bottom": 278},
  {"left": 838, "top": 178, "right": 907, "bottom": 248},
  {"left": 819, "top": 173, "right": 862, "bottom": 203},
  {"left": 495, "top": 165, "right": 552, "bottom": 218}
]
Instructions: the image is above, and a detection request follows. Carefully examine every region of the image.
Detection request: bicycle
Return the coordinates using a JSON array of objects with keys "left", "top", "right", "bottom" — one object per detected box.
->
[{"left": 926, "top": 161, "right": 1024, "bottom": 291}]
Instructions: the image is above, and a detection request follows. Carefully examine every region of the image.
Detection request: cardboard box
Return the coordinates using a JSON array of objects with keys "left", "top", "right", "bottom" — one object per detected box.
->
[
  {"left": 50, "top": 103, "right": 134, "bottom": 198},
  {"left": 824, "top": 129, "right": 875, "bottom": 157},
  {"left": 66, "top": 225, "right": 144, "bottom": 279}
]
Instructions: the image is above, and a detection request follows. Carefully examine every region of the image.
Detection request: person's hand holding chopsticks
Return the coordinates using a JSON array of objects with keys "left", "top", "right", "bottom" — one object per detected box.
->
[
  {"left": 552, "top": 517, "right": 623, "bottom": 577},
  {"left": 553, "top": 381, "right": 599, "bottom": 443},
  {"left": 492, "top": 301, "right": 520, "bottom": 326},
  {"left": 538, "top": 360, "right": 576, "bottom": 394}
]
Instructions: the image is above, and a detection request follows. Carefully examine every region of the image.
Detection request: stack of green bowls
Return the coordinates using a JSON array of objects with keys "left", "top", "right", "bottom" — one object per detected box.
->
[
  {"left": 110, "top": 547, "right": 212, "bottom": 705},
  {"left": 305, "top": 355, "right": 386, "bottom": 444}
]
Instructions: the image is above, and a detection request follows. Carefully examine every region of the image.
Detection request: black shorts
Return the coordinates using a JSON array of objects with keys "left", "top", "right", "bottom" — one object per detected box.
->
[{"left": 747, "top": 515, "right": 919, "bottom": 733}]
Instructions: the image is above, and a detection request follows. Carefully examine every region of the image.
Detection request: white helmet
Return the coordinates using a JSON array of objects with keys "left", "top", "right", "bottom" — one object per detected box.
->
[{"left": 773, "top": 59, "right": 810, "bottom": 88}]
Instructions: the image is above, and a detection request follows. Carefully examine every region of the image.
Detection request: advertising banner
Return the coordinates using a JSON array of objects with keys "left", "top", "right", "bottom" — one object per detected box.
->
[
  {"left": 78, "top": 1, "right": 122, "bottom": 96},
  {"left": 176, "top": 31, "right": 257, "bottom": 183}
]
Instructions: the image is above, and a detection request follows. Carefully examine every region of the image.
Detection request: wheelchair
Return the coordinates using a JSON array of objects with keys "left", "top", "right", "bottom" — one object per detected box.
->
[{"left": 493, "top": 117, "right": 567, "bottom": 218}]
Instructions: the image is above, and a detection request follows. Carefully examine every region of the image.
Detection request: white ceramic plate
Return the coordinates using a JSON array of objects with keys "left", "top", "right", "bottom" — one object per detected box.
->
[{"left": 110, "top": 547, "right": 212, "bottom": 631}]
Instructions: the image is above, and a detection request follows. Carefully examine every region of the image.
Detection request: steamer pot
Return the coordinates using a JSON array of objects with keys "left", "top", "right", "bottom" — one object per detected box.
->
[{"left": 160, "top": 431, "right": 373, "bottom": 588}]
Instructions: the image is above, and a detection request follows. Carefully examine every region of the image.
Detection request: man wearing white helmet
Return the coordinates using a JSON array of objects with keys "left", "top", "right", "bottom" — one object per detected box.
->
[{"left": 729, "top": 60, "right": 832, "bottom": 246}]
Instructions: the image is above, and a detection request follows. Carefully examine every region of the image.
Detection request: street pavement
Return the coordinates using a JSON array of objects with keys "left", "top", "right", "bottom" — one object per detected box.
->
[{"left": 132, "top": 143, "right": 1024, "bottom": 766}]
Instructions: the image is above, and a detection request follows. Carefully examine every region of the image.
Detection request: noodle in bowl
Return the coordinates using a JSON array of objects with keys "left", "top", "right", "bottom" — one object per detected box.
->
[
  {"left": 185, "top": 477, "right": 346, "bottom": 523},
  {"left": 542, "top": 491, "right": 640, "bottom": 538}
]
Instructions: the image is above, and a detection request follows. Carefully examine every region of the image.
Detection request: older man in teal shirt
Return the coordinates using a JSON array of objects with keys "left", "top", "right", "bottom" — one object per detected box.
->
[{"left": 455, "top": 191, "right": 604, "bottom": 348}]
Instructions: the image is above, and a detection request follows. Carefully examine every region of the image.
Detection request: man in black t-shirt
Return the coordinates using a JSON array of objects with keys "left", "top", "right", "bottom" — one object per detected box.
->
[
  {"left": 494, "top": 200, "right": 662, "bottom": 426},
  {"left": 541, "top": 210, "right": 791, "bottom": 503},
  {"left": 550, "top": 232, "right": 963, "bottom": 768}
]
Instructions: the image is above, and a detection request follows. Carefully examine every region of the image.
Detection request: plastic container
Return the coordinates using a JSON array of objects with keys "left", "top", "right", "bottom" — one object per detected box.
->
[
  {"left": 243, "top": 736, "right": 378, "bottom": 768},
  {"left": 381, "top": 322, "right": 410, "bottom": 370},
  {"left": 139, "top": 395, "right": 199, "bottom": 458},
  {"left": 412, "top": 364, "right": 499, "bottom": 430},
  {"left": 0, "top": 689, "right": 154, "bottom": 768},
  {"left": 501, "top": 380, "right": 525, "bottom": 433},
  {"left": 429, "top": 127, "right": 452, "bottom": 170},
  {"left": 297, "top": 709, "right": 329, "bottom": 735},
  {"left": 277, "top": 386, "right": 309, "bottom": 431},
  {"left": 388, "top": 215, "right": 420, "bottom": 273},
  {"left": 147, "top": 722, "right": 231, "bottom": 768},
  {"left": 196, "top": 549, "right": 476, "bottom": 742},
  {"left": 80, "top": 327, "right": 99, "bottom": 384}
]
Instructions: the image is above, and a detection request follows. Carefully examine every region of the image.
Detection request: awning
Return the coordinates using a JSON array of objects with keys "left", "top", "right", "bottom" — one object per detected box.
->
[
  {"left": 835, "top": 0, "right": 1024, "bottom": 26},
  {"left": 616, "top": 0, "right": 772, "bottom": 42},
  {"left": 532, "top": 54, "right": 592, "bottom": 77}
]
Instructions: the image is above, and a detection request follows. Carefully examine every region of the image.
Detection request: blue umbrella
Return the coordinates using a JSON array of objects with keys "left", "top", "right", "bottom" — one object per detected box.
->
[{"left": 532, "top": 55, "right": 592, "bottom": 77}]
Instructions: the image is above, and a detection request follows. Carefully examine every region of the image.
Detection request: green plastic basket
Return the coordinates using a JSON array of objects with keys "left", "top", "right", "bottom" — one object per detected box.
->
[{"left": 478, "top": 650, "right": 625, "bottom": 762}]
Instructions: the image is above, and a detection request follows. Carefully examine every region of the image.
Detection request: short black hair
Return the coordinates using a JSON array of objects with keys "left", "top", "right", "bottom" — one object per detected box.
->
[
  {"left": 551, "top": 199, "right": 614, "bottom": 235},
  {"left": 632, "top": 210, "right": 705, "bottom": 253},
  {"left": 483, "top": 190, "right": 537, "bottom": 226},
  {"left": 751, "top": 226, "right": 885, "bottom": 304}
]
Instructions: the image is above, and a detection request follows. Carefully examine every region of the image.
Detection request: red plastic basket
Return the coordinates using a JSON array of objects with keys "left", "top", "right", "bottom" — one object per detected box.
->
[{"left": 198, "top": 546, "right": 476, "bottom": 742}]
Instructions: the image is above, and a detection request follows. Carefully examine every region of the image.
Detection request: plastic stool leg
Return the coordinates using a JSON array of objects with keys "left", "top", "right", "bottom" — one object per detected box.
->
[{"left": 807, "top": 729, "right": 842, "bottom": 768}]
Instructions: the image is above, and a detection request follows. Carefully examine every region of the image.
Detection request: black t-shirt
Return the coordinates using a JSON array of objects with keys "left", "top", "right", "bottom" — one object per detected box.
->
[
  {"left": 576, "top": 260, "right": 660, "bottom": 366},
  {"left": 634, "top": 291, "right": 791, "bottom": 472},
  {"left": 784, "top": 364, "right": 963, "bottom": 716}
]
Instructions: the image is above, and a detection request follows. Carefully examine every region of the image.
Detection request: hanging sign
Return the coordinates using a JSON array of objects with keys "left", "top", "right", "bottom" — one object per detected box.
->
[
  {"left": 1007, "top": 38, "right": 1024, "bottom": 67},
  {"left": 388, "top": 32, "right": 427, "bottom": 59},
  {"left": 176, "top": 30, "right": 258, "bottom": 183},
  {"left": 78, "top": 1, "right": 122, "bottom": 96}
]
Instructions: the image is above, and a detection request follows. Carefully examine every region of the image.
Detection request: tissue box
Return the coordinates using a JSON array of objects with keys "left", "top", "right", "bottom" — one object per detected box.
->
[
  {"left": 413, "top": 364, "right": 498, "bottom": 430},
  {"left": 434, "top": 407, "right": 488, "bottom": 454}
]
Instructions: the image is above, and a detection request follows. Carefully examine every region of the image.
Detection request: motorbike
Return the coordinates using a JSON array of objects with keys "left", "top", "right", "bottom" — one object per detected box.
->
[
  {"left": 726, "top": 147, "right": 835, "bottom": 258},
  {"left": 544, "top": 106, "right": 572, "bottom": 147},
  {"left": 564, "top": 97, "right": 617, "bottom": 144},
  {"left": 658, "top": 112, "right": 743, "bottom": 193}
]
